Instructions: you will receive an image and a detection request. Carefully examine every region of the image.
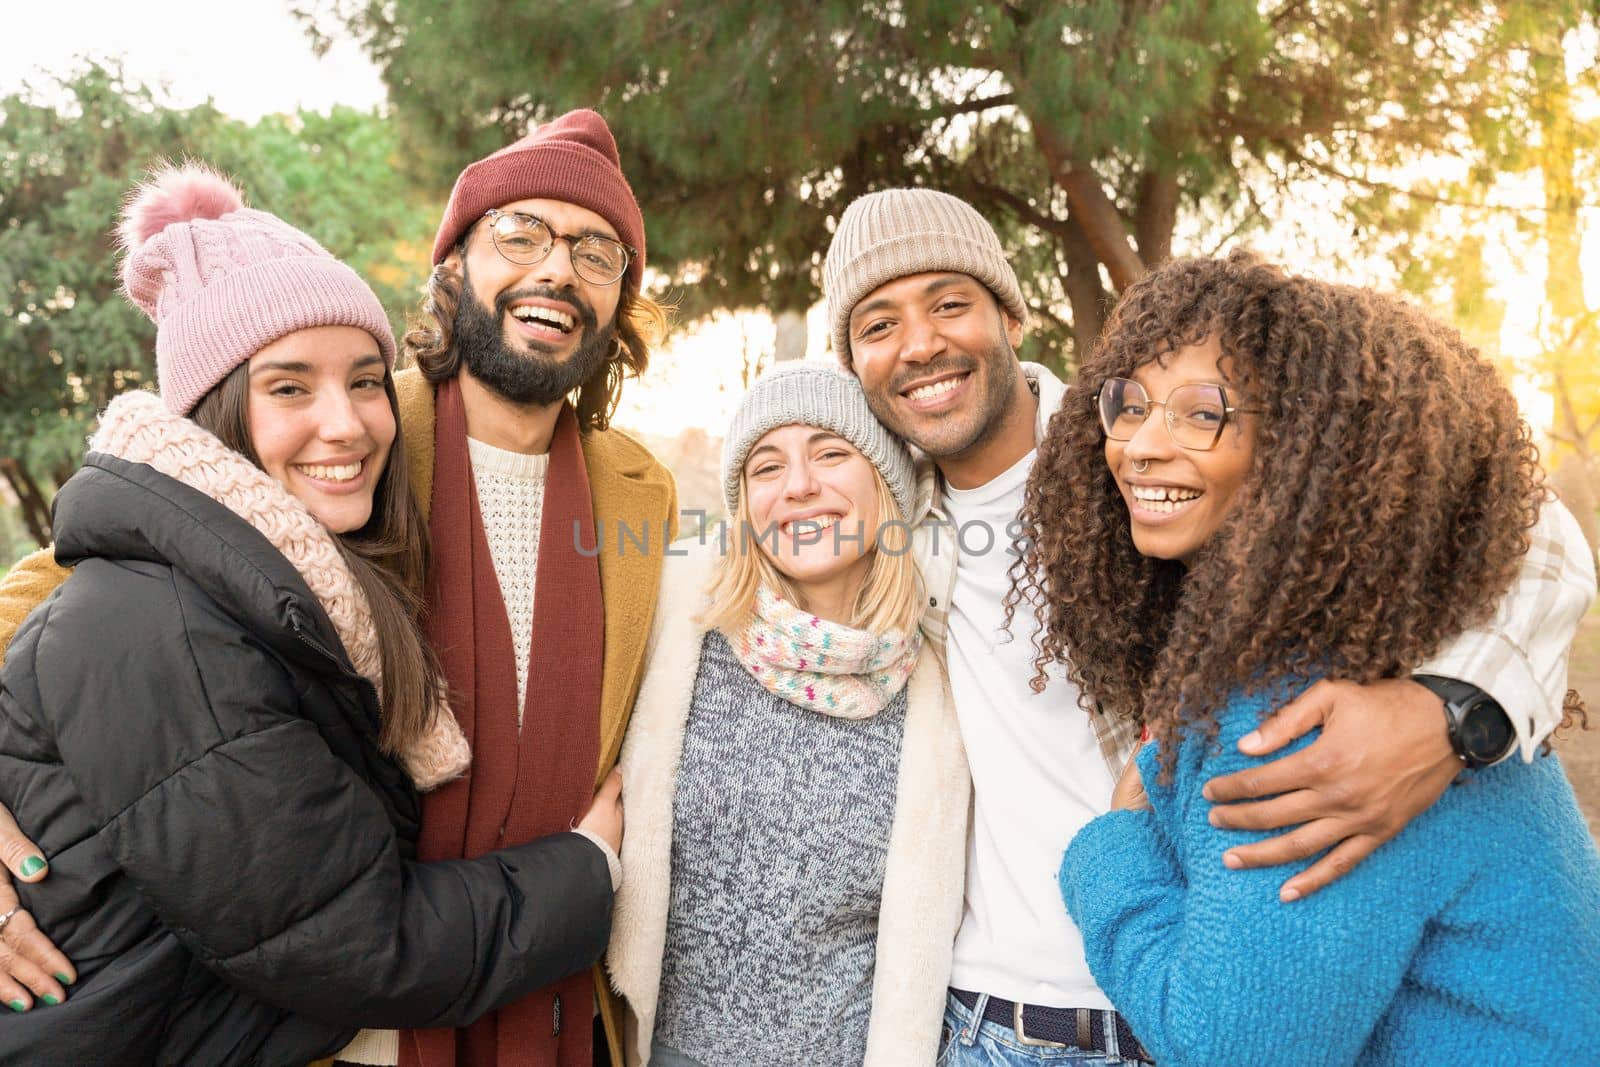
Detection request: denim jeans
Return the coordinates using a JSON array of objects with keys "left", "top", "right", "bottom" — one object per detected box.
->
[{"left": 937, "top": 990, "right": 1154, "bottom": 1066}]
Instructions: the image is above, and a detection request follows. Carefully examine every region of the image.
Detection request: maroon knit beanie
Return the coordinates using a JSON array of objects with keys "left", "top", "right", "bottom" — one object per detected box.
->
[{"left": 431, "top": 108, "right": 646, "bottom": 288}]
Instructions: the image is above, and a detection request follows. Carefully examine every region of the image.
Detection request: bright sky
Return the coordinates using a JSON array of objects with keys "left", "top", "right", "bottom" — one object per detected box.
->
[
  {"left": 8, "top": 4, "right": 1590, "bottom": 441},
  {"left": 3, "top": 1, "right": 387, "bottom": 120}
]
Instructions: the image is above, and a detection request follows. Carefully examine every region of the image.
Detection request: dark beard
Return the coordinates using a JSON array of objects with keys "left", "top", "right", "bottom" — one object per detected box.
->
[
  {"left": 452, "top": 264, "right": 616, "bottom": 407},
  {"left": 868, "top": 337, "right": 1020, "bottom": 460}
]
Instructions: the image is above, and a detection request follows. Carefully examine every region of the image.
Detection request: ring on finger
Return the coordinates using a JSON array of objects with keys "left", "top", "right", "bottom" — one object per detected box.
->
[{"left": 0, "top": 908, "right": 16, "bottom": 935}]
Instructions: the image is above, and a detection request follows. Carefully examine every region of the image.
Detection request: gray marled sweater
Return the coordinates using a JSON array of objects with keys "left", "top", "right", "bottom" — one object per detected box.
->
[{"left": 653, "top": 629, "right": 907, "bottom": 1066}]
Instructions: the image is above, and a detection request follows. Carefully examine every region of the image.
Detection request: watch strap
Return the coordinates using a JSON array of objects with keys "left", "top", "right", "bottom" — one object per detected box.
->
[{"left": 1413, "top": 673, "right": 1514, "bottom": 769}]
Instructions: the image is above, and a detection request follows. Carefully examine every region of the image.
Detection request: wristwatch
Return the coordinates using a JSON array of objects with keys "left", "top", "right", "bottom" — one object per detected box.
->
[{"left": 1412, "top": 674, "right": 1516, "bottom": 769}]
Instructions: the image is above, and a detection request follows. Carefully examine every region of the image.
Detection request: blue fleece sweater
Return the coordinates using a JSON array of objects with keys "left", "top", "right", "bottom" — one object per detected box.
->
[{"left": 1059, "top": 684, "right": 1600, "bottom": 1066}]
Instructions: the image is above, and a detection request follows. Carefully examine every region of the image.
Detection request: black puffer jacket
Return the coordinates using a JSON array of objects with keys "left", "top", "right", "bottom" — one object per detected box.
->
[{"left": 0, "top": 454, "right": 612, "bottom": 1065}]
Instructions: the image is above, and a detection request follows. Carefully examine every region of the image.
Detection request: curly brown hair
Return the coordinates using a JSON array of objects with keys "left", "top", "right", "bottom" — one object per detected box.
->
[
  {"left": 1011, "top": 249, "right": 1556, "bottom": 767},
  {"left": 401, "top": 259, "right": 668, "bottom": 432}
]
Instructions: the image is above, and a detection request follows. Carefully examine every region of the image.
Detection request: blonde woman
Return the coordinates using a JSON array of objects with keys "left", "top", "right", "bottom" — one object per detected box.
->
[{"left": 606, "top": 362, "right": 969, "bottom": 1066}]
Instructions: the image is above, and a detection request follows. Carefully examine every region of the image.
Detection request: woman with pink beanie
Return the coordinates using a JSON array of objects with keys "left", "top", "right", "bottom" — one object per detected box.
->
[{"left": 0, "top": 164, "right": 619, "bottom": 1064}]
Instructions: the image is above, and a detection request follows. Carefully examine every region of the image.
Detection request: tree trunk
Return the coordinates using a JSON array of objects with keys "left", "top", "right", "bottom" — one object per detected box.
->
[
  {"left": 773, "top": 309, "right": 808, "bottom": 362},
  {"left": 1535, "top": 51, "right": 1582, "bottom": 323},
  {"left": 1029, "top": 119, "right": 1146, "bottom": 292},
  {"left": 0, "top": 459, "right": 52, "bottom": 548},
  {"left": 1061, "top": 206, "right": 1109, "bottom": 357},
  {"left": 1534, "top": 44, "right": 1592, "bottom": 476},
  {"left": 1134, "top": 169, "right": 1179, "bottom": 269},
  {"left": 1552, "top": 368, "right": 1597, "bottom": 468}
]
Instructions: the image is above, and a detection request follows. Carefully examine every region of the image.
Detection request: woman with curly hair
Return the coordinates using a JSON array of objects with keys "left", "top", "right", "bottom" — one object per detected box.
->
[{"left": 1015, "top": 250, "right": 1600, "bottom": 1065}]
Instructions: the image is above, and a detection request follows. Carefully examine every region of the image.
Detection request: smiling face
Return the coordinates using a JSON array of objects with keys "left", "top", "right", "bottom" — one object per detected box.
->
[
  {"left": 1105, "top": 337, "right": 1257, "bottom": 565},
  {"left": 448, "top": 197, "right": 623, "bottom": 406},
  {"left": 742, "top": 424, "right": 881, "bottom": 601},
  {"left": 848, "top": 272, "right": 1027, "bottom": 469},
  {"left": 246, "top": 325, "right": 396, "bottom": 533}
]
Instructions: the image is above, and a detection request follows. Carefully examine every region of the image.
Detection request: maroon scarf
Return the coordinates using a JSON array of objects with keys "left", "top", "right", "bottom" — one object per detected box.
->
[{"left": 403, "top": 376, "right": 604, "bottom": 1067}]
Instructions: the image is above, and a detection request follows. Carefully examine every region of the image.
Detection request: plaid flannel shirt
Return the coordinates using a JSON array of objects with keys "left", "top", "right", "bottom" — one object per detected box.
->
[
  {"left": 912, "top": 363, "right": 1596, "bottom": 777},
  {"left": 1418, "top": 498, "right": 1594, "bottom": 760}
]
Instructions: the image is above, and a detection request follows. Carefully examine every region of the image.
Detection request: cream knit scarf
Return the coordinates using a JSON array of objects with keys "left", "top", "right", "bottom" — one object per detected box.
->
[
  {"left": 91, "top": 390, "right": 470, "bottom": 790},
  {"left": 725, "top": 586, "right": 921, "bottom": 719}
]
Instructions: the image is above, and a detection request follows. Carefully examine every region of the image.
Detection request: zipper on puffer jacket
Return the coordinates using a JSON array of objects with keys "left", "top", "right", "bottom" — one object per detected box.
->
[
  {"left": 287, "top": 605, "right": 354, "bottom": 673},
  {"left": 287, "top": 605, "right": 382, "bottom": 718}
]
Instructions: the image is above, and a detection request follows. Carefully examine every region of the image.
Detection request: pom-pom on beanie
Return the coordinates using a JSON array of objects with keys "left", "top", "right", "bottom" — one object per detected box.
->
[
  {"left": 118, "top": 161, "right": 396, "bottom": 415},
  {"left": 722, "top": 361, "right": 916, "bottom": 521},
  {"left": 823, "top": 188, "right": 1027, "bottom": 369},
  {"left": 430, "top": 109, "right": 646, "bottom": 288}
]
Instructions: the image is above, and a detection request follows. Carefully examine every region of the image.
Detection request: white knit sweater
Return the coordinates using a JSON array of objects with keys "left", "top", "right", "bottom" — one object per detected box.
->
[{"left": 468, "top": 436, "right": 549, "bottom": 722}]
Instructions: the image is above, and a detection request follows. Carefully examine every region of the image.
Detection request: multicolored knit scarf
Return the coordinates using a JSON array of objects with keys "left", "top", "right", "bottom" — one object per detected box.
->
[{"left": 726, "top": 586, "right": 921, "bottom": 719}]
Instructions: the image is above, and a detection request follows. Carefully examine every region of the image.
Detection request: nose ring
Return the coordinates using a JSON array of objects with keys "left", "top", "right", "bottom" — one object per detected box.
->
[{"left": 1132, "top": 459, "right": 1150, "bottom": 474}]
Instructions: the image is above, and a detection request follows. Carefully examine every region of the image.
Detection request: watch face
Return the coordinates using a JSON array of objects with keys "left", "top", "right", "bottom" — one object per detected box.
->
[{"left": 1461, "top": 701, "right": 1514, "bottom": 761}]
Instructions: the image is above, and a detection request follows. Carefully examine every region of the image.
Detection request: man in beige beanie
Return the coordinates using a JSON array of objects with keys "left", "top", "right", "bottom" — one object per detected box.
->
[{"left": 823, "top": 188, "right": 1591, "bottom": 1065}]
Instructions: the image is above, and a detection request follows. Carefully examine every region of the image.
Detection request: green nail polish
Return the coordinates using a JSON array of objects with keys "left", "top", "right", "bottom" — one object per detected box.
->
[
  {"left": 19, "top": 856, "right": 44, "bottom": 877},
  {"left": 54, "top": 974, "right": 71, "bottom": 986},
  {"left": 41, "top": 994, "right": 58, "bottom": 1006},
  {"left": 7, "top": 1000, "right": 25, "bottom": 1013}
]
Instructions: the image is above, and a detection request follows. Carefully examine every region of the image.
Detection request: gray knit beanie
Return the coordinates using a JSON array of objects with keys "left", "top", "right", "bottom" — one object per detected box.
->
[
  {"left": 824, "top": 188, "right": 1028, "bottom": 368},
  {"left": 722, "top": 361, "right": 916, "bottom": 520}
]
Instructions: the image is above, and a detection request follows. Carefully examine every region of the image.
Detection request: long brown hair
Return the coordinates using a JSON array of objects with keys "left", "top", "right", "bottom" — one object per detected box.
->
[
  {"left": 191, "top": 363, "right": 446, "bottom": 758},
  {"left": 402, "top": 258, "right": 668, "bottom": 431},
  {"left": 1010, "top": 249, "right": 1559, "bottom": 767}
]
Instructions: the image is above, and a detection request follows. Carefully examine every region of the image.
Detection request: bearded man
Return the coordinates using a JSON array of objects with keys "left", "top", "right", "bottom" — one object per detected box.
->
[{"left": 0, "top": 109, "right": 676, "bottom": 1067}]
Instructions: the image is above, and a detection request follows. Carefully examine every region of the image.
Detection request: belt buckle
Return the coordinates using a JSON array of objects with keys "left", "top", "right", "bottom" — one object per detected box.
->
[{"left": 1013, "top": 1001, "right": 1069, "bottom": 1049}]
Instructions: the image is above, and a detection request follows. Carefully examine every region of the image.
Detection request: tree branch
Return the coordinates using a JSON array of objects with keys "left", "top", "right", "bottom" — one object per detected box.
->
[
  {"left": 1264, "top": 142, "right": 1588, "bottom": 215},
  {"left": 0, "top": 458, "right": 52, "bottom": 548},
  {"left": 962, "top": 179, "right": 1109, "bottom": 354},
  {"left": 1029, "top": 120, "right": 1145, "bottom": 290},
  {"left": 921, "top": 92, "right": 1016, "bottom": 122},
  {"left": 968, "top": 180, "right": 1075, "bottom": 243},
  {"left": 1205, "top": 184, "right": 1268, "bottom": 256},
  {"left": 1061, "top": 204, "right": 1109, "bottom": 356},
  {"left": 1268, "top": 0, "right": 1312, "bottom": 29}
]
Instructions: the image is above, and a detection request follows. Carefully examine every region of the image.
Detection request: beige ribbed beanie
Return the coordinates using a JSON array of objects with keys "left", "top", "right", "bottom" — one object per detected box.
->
[
  {"left": 824, "top": 188, "right": 1027, "bottom": 368},
  {"left": 722, "top": 361, "right": 916, "bottom": 520}
]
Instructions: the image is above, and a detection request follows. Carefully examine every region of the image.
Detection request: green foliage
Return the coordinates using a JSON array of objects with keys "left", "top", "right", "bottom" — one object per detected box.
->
[
  {"left": 0, "top": 61, "right": 431, "bottom": 546},
  {"left": 306, "top": 0, "right": 1268, "bottom": 362},
  {"left": 0, "top": 63, "right": 189, "bottom": 542},
  {"left": 1350, "top": 3, "right": 1600, "bottom": 543},
  {"left": 309, "top": 0, "right": 1590, "bottom": 376}
]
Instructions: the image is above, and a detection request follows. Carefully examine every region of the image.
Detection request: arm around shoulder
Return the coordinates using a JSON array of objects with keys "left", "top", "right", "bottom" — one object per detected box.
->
[
  {"left": 36, "top": 570, "right": 613, "bottom": 1030},
  {"left": 0, "top": 548, "right": 70, "bottom": 667},
  {"left": 1060, "top": 696, "right": 1453, "bottom": 1066}
]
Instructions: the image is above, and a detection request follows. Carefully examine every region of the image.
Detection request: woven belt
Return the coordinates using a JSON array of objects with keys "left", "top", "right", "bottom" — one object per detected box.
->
[{"left": 951, "top": 988, "right": 1151, "bottom": 1061}]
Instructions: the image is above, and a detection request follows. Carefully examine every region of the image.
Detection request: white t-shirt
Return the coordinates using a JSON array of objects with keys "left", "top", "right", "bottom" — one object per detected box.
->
[{"left": 941, "top": 449, "right": 1118, "bottom": 1010}]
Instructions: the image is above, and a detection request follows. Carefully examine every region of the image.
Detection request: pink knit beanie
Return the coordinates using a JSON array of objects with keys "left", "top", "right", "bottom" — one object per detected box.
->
[
  {"left": 430, "top": 108, "right": 646, "bottom": 288},
  {"left": 118, "top": 162, "right": 397, "bottom": 416}
]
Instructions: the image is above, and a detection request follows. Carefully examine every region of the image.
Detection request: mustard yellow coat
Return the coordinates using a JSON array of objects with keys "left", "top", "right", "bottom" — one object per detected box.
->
[{"left": 0, "top": 366, "right": 678, "bottom": 1065}]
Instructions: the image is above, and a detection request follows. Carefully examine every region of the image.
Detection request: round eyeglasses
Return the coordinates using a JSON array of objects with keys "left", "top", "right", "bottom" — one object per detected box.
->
[
  {"left": 481, "top": 209, "right": 635, "bottom": 286},
  {"left": 1096, "top": 377, "right": 1261, "bottom": 451}
]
